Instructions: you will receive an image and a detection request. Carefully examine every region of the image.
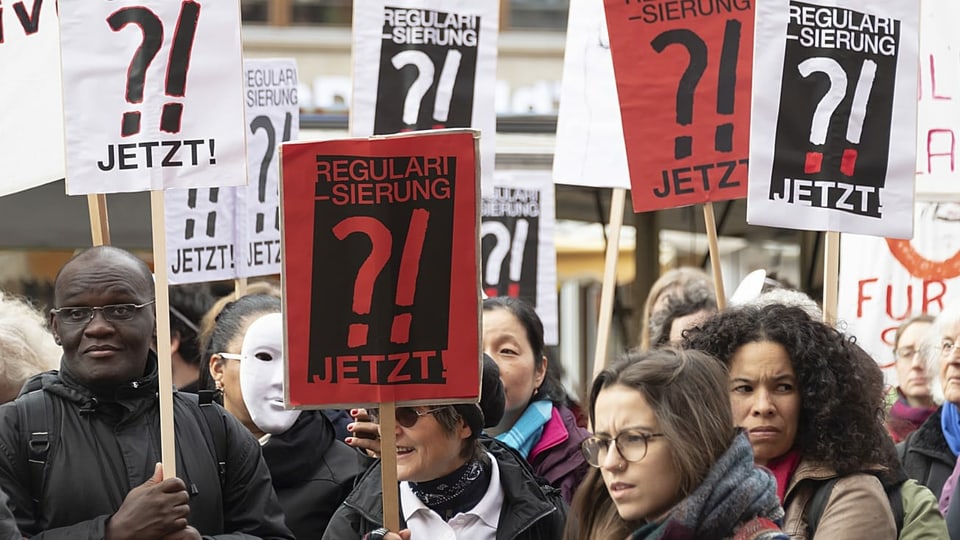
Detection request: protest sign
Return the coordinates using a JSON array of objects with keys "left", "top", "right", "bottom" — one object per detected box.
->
[
  {"left": 553, "top": 0, "right": 629, "bottom": 189},
  {"left": 748, "top": 0, "right": 919, "bottom": 238},
  {"left": 280, "top": 129, "right": 480, "bottom": 408},
  {"left": 482, "top": 170, "right": 559, "bottom": 345},
  {"left": 58, "top": 0, "right": 246, "bottom": 194},
  {"left": 0, "top": 0, "right": 65, "bottom": 196},
  {"left": 165, "top": 59, "right": 299, "bottom": 284},
  {"left": 838, "top": 202, "right": 960, "bottom": 385},
  {"left": 916, "top": 0, "right": 960, "bottom": 201},
  {"left": 603, "top": 0, "right": 753, "bottom": 211},
  {"left": 351, "top": 0, "right": 497, "bottom": 192}
]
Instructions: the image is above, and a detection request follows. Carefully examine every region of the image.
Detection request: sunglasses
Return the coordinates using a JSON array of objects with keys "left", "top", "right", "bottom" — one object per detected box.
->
[{"left": 370, "top": 406, "right": 449, "bottom": 428}]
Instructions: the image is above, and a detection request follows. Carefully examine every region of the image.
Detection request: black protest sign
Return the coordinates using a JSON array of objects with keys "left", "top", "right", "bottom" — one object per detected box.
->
[{"left": 481, "top": 187, "right": 540, "bottom": 301}]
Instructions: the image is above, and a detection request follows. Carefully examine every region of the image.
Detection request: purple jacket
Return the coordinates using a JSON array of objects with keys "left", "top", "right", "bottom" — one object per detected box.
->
[{"left": 528, "top": 405, "right": 591, "bottom": 504}]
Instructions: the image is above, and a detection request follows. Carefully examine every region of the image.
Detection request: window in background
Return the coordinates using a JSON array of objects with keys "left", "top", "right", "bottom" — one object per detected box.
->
[{"left": 508, "top": 0, "right": 569, "bottom": 31}]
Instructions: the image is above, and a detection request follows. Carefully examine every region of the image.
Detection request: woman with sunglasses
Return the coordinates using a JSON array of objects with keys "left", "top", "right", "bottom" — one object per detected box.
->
[
  {"left": 204, "top": 294, "right": 367, "bottom": 538},
  {"left": 323, "top": 354, "right": 567, "bottom": 540},
  {"left": 564, "top": 348, "right": 786, "bottom": 540}
]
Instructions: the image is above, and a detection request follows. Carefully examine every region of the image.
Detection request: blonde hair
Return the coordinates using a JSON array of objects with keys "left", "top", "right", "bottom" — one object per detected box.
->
[{"left": 0, "top": 291, "right": 60, "bottom": 402}]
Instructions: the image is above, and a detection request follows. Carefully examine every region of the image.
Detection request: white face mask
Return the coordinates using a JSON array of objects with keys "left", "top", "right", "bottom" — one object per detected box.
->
[{"left": 239, "top": 313, "right": 300, "bottom": 434}]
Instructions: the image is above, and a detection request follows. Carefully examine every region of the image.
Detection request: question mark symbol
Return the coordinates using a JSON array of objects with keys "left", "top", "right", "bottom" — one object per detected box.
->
[
  {"left": 481, "top": 221, "right": 510, "bottom": 298},
  {"left": 333, "top": 217, "right": 393, "bottom": 348},
  {"left": 392, "top": 50, "right": 435, "bottom": 127},
  {"left": 797, "top": 57, "right": 847, "bottom": 175},
  {"left": 651, "top": 30, "right": 707, "bottom": 160},
  {"left": 250, "top": 115, "right": 276, "bottom": 233},
  {"left": 107, "top": 8, "right": 163, "bottom": 137}
]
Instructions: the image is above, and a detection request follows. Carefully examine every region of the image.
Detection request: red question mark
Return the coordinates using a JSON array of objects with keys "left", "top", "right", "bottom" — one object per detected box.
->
[
  {"left": 333, "top": 217, "right": 393, "bottom": 348},
  {"left": 107, "top": 7, "right": 163, "bottom": 137}
]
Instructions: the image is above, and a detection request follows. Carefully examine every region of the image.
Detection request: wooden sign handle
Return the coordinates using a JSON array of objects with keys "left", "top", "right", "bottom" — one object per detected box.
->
[{"left": 378, "top": 401, "right": 400, "bottom": 531}]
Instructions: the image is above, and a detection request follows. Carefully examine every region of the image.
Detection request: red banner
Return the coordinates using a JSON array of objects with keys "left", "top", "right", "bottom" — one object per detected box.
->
[
  {"left": 280, "top": 130, "right": 481, "bottom": 407},
  {"left": 604, "top": 0, "right": 753, "bottom": 212}
]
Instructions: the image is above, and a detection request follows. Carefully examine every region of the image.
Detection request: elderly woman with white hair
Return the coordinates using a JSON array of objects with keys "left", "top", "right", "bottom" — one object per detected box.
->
[{"left": 0, "top": 290, "right": 59, "bottom": 403}]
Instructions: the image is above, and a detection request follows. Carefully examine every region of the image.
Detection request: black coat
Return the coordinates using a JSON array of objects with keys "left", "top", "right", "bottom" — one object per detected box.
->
[
  {"left": 262, "top": 411, "right": 369, "bottom": 538},
  {"left": 897, "top": 406, "right": 956, "bottom": 499},
  {"left": 321, "top": 437, "right": 567, "bottom": 540},
  {"left": 0, "top": 353, "right": 293, "bottom": 539}
]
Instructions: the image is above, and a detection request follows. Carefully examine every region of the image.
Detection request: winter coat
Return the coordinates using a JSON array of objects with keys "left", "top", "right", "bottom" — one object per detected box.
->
[
  {"left": 781, "top": 458, "right": 896, "bottom": 539},
  {"left": 528, "top": 404, "right": 591, "bottom": 504},
  {"left": 0, "top": 486, "right": 20, "bottom": 540},
  {"left": 262, "top": 411, "right": 368, "bottom": 538},
  {"left": 898, "top": 406, "right": 956, "bottom": 499},
  {"left": 321, "top": 437, "right": 567, "bottom": 540},
  {"left": 0, "top": 353, "right": 293, "bottom": 539}
]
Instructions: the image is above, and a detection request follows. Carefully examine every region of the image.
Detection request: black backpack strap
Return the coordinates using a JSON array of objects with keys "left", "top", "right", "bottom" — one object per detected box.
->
[
  {"left": 16, "top": 389, "right": 58, "bottom": 505},
  {"left": 197, "top": 390, "right": 227, "bottom": 486},
  {"left": 805, "top": 477, "right": 840, "bottom": 539},
  {"left": 887, "top": 480, "right": 904, "bottom": 537}
]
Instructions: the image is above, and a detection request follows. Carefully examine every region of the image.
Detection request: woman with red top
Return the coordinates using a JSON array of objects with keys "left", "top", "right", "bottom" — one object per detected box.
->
[
  {"left": 684, "top": 304, "right": 900, "bottom": 539},
  {"left": 886, "top": 314, "right": 939, "bottom": 443}
]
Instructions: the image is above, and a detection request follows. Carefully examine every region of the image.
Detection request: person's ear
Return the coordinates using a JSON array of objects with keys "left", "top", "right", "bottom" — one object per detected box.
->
[
  {"left": 170, "top": 331, "right": 182, "bottom": 354},
  {"left": 209, "top": 355, "right": 225, "bottom": 388},
  {"left": 534, "top": 355, "right": 548, "bottom": 388},
  {"left": 48, "top": 311, "right": 62, "bottom": 346},
  {"left": 458, "top": 416, "right": 472, "bottom": 441}
]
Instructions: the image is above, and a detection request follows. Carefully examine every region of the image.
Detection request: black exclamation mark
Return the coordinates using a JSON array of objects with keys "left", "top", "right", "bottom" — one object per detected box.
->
[
  {"left": 161, "top": 1, "right": 201, "bottom": 133},
  {"left": 185, "top": 187, "right": 219, "bottom": 239},
  {"left": 715, "top": 19, "right": 740, "bottom": 153}
]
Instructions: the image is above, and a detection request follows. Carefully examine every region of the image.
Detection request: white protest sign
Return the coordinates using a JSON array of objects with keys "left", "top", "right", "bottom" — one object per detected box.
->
[
  {"left": 0, "top": 0, "right": 65, "bottom": 196},
  {"left": 482, "top": 170, "right": 559, "bottom": 345},
  {"left": 58, "top": 0, "right": 246, "bottom": 194},
  {"left": 553, "top": 0, "right": 630, "bottom": 189},
  {"left": 748, "top": 0, "right": 919, "bottom": 238},
  {"left": 351, "top": 0, "right": 498, "bottom": 193},
  {"left": 165, "top": 58, "right": 299, "bottom": 284},
  {"left": 838, "top": 202, "right": 960, "bottom": 385},
  {"left": 916, "top": 0, "right": 960, "bottom": 201}
]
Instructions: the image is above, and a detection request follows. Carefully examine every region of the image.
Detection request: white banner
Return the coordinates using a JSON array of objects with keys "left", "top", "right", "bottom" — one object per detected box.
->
[
  {"left": 0, "top": 0, "right": 65, "bottom": 196},
  {"left": 350, "top": 0, "right": 498, "bottom": 192},
  {"left": 59, "top": 0, "right": 246, "bottom": 194},
  {"left": 838, "top": 202, "right": 960, "bottom": 385},
  {"left": 748, "top": 0, "right": 919, "bottom": 238},
  {"left": 166, "top": 58, "right": 299, "bottom": 284},
  {"left": 482, "top": 170, "right": 559, "bottom": 345},
  {"left": 553, "top": 0, "right": 629, "bottom": 189}
]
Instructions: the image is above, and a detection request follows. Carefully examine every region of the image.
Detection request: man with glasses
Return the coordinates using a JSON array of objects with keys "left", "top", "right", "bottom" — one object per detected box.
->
[{"left": 0, "top": 246, "right": 293, "bottom": 539}]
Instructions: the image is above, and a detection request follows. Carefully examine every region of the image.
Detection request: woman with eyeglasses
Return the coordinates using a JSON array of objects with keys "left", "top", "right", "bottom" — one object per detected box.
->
[
  {"left": 563, "top": 348, "right": 786, "bottom": 540},
  {"left": 323, "top": 354, "right": 567, "bottom": 540},
  {"left": 202, "top": 294, "right": 367, "bottom": 538},
  {"left": 886, "top": 314, "right": 938, "bottom": 443},
  {"left": 683, "top": 304, "right": 901, "bottom": 538}
]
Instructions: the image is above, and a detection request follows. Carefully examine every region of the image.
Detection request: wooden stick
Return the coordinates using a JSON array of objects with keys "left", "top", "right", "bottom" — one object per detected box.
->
[
  {"left": 378, "top": 401, "right": 400, "bottom": 532},
  {"left": 703, "top": 202, "right": 726, "bottom": 310},
  {"left": 235, "top": 277, "right": 248, "bottom": 298},
  {"left": 150, "top": 191, "right": 177, "bottom": 479},
  {"left": 87, "top": 194, "right": 111, "bottom": 246},
  {"left": 822, "top": 231, "right": 840, "bottom": 326},
  {"left": 592, "top": 188, "right": 626, "bottom": 382}
]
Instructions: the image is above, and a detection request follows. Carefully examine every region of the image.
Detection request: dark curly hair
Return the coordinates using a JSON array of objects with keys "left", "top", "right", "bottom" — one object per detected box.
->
[{"left": 682, "top": 304, "right": 897, "bottom": 479}]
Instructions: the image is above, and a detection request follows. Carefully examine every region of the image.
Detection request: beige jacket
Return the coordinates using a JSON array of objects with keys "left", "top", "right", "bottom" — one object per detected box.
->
[{"left": 782, "top": 459, "right": 897, "bottom": 540}]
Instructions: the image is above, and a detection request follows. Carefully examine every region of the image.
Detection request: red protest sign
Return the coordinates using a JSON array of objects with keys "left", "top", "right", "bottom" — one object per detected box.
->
[
  {"left": 280, "top": 129, "right": 481, "bottom": 408},
  {"left": 603, "top": 0, "right": 753, "bottom": 212}
]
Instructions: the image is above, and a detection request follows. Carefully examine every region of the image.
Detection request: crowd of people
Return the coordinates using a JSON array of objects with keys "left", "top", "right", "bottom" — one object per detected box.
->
[{"left": 0, "top": 252, "right": 959, "bottom": 539}]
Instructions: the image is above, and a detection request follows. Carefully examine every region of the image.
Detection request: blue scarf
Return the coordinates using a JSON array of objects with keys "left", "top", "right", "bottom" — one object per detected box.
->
[
  {"left": 941, "top": 403, "right": 960, "bottom": 456},
  {"left": 495, "top": 400, "right": 552, "bottom": 458}
]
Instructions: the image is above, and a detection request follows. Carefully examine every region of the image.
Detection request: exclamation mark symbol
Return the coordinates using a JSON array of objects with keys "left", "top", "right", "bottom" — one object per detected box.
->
[
  {"left": 185, "top": 187, "right": 218, "bottom": 239},
  {"left": 841, "top": 60, "right": 877, "bottom": 177},
  {"left": 432, "top": 50, "right": 461, "bottom": 129},
  {"left": 507, "top": 219, "right": 528, "bottom": 298},
  {"left": 161, "top": 1, "right": 201, "bottom": 133},
  {"left": 205, "top": 187, "right": 219, "bottom": 237},
  {"left": 391, "top": 209, "right": 430, "bottom": 344},
  {"left": 715, "top": 19, "right": 740, "bottom": 152}
]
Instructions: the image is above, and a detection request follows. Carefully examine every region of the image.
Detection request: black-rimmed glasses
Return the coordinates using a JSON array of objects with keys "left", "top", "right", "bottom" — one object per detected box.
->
[
  {"left": 370, "top": 406, "right": 449, "bottom": 428},
  {"left": 52, "top": 300, "right": 156, "bottom": 325},
  {"left": 581, "top": 429, "right": 665, "bottom": 467}
]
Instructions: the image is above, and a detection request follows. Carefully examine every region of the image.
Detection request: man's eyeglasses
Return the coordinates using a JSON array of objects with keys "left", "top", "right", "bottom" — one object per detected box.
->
[
  {"left": 581, "top": 429, "right": 664, "bottom": 468},
  {"left": 370, "top": 406, "right": 449, "bottom": 428},
  {"left": 894, "top": 346, "right": 920, "bottom": 361},
  {"left": 941, "top": 339, "right": 960, "bottom": 357},
  {"left": 52, "top": 301, "right": 155, "bottom": 325}
]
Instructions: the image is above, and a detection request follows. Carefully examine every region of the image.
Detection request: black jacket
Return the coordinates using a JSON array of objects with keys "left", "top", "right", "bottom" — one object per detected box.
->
[
  {"left": 263, "top": 411, "right": 369, "bottom": 538},
  {"left": 321, "top": 437, "right": 567, "bottom": 540},
  {"left": 897, "top": 406, "right": 956, "bottom": 499},
  {"left": 0, "top": 353, "right": 294, "bottom": 539},
  {"left": 0, "top": 486, "right": 20, "bottom": 540}
]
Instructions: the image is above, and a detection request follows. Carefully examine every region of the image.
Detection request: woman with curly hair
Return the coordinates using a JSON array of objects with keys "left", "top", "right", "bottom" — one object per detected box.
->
[
  {"left": 563, "top": 348, "right": 786, "bottom": 540},
  {"left": 683, "top": 304, "right": 899, "bottom": 539}
]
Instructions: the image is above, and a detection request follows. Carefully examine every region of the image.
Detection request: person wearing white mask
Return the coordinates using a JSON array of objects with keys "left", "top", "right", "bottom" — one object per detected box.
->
[{"left": 206, "top": 294, "right": 367, "bottom": 538}]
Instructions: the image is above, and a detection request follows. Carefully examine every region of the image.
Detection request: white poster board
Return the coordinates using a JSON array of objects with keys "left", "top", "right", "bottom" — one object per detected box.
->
[{"left": 58, "top": 0, "right": 246, "bottom": 194}]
